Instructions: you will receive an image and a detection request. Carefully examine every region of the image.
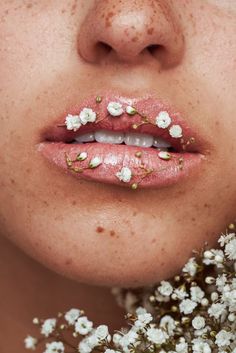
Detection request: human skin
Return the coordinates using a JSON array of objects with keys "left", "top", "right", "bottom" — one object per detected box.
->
[{"left": 0, "top": 0, "right": 236, "bottom": 293}]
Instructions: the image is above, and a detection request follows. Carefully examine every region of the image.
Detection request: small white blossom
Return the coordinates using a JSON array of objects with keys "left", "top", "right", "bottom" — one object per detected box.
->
[
  {"left": 169, "top": 124, "right": 183, "bottom": 138},
  {"left": 158, "top": 151, "right": 171, "bottom": 160},
  {"left": 107, "top": 102, "right": 124, "bottom": 116},
  {"left": 146, "top": 327, "right": 169, "bottom": 345},
  {"left": 215, "top": 330, "right": 234, "bottom": 347},
  {"left": 41, "top": 318, "right": 57, "bottom": 337},
  {"left": 104, "top": 350, "right": 120, "bottom": 353},
  {"left": 225, "top": 238, "right": 236, "bottom": 260},
  {"left": 24, "top": 336, "right": 37, "bottom": 350},
  {"left": 190, "top": 286, "right": 205, "bottom": 303},
  {"left": 65, "top": 114, "right": 81, "bottom": 131},
  {"left": 160, "top": 315, "right": 176, "bottom": 336},
  {"left": 79, "top": 108, "right": 97, "bottom": 125},
  {"left": 135, "top": 306, "right": 147, "bottom": 315},
  {"left": 182, "top": 257, "right": 198, "bottom": 277},
  {"left": 126, "top": 106, "right": 137, "bottom": 115},
  {"left": 75, "top": 316, "right": 93, "bottom": 335},
  {"left": 94, "top": 325, "right": 110, "bottom": 341},
  {"left": 179, "top": 299, "right": 197, "bottom": 315},
  {"left": 176, "top": 337, "right": 188, "bottom": 353},
  {"left": 116, "top": 167, "right": 132, "bottom": 183},
  {"left": 211, "top": 292, "right": 219, "bottom": 302},
  {"left": 135, "top": 312, "right": 153, "bottom": 329},
  {"left": 77, "top": 152, "right": 88, "bottom": 161},
  {"left": 208, "top": 303, "right": 226, "bottom": 319},
  {"left": 113, "top": 332, "right": 123, "bottom": 346},
  {"left": 192, "top": 316, "right": 206, "bottom": 330},
  {"left": 64, "top": 308, "right": 81, "bottom": 325},
  {"left": 158, "top": 281, "right": 173, "bottom": 297},
  {"left": 173, "top": 287, "right": 188, "bottom": 300},
  {"left": 216, "top": 274, "right": 228, "bottom": 291},
  {"left": 119, "top": 329, "right": 138, "bottom": 349},
  {"left": 44, "top": 341, "right": 64, "bottom": 353},
  {"left": 192, "top": 339, "right": 211, "bottom": 353},
  {"left": 78, "top": 339, "right": 92, "bottom": 353},
  {"left": 203, "top": 249, "right": 225, "bottom": 268},
  {"left": 156, "top": 111, "right": 172, "bottom": 129},
  {"left": 218, "top": 232, "right": 235, "bottom": 247},
  {"left": 89, "top": 156, "right": 102, "bottom": 168}
]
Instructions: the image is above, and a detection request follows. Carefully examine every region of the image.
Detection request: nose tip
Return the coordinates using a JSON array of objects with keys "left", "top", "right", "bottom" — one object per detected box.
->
[{"left": 77, "top": 0, "right": 184, "bottom": 67}]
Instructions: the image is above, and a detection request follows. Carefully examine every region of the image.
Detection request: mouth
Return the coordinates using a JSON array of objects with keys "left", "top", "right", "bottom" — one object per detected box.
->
[{"left": 38, "top": 94, "right": 205, "bottom": 189}]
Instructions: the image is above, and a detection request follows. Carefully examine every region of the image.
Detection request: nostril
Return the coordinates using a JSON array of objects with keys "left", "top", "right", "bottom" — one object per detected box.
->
[
  {"left": 146, "top": 44, "right": 163, "bottom": 55},
  {"left": 95, "top": 41, "right": 113, "bottom": 58}
]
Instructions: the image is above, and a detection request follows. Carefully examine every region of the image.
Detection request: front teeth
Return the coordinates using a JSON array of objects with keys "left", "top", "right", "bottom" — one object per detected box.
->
[
  {"left": 95, "top": 130, "right": 124, "bottom": 144},
  {"left": 74, "top": 130, "right": 172, "bottom": 149},
  {"left": 124, "top": 132, "right": 153, "bottom": 148}
]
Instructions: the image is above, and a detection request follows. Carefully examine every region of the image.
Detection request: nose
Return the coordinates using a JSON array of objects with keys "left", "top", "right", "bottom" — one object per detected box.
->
[{"left": 77, "top": 0, "right": 184, "bottom": 67}]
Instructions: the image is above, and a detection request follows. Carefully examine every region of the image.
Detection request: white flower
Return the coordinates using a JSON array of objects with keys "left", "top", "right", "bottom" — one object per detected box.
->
[
  {"left": 135, "top": 306, "right": 147, "bottom": 315},
  {"left": 218, "top": 233, "right": 235, "bottom": 247},
  {"left": 126, "top": 106, "right": 137, "bottom": 115},
  {"left": 190, "top": 286, "right": 205, "bottom": 303},
  {"left": 215, "top": 330, "right": 234, "bottom": 347},
  {"left": 113, "top": 332, "right": 123, "bottom": 345},
  {"left": 89, "top": 156, "right": 102, "bottom": 168},
  {"left": 192, "top": 316, "right": 205, "bottom": 330},
  {"left": 169, "top": 124, "right": 182, "bottom": 138},
  {"left": 182, "top": 257, "right": 198, "bottom": 277},
  {"left": 179, "top": 299, "right": 197, "bottom": 315},
  {"left": 64, "top": 308, "right": 81, "bottom": 325},
  {"left": 203, "top": 249, "right": 225, "bottom": 267},
  {"left": 156, "top": 111, "right": 172, "bottom": 129},
  {"left": 65, "top": 114, "right": 81, "bottom": 131},
  {"left": 105, "top": 350, "right": 120, "bottom": 353},
  {"left": 216, "top": 274, "right": 227, "bottom": 291},
  {"left": 192, "top": 339, "right": 211, "bottom": 353},
  {"left": 24, "top": 336, "right": 37, "bottom": 350},
  {"left": 158, "top": 281, "right": 173, "bottom": 297},
  {"left": 94, "top": 325, "right": 110, "bottom": 341},
  {"left": 208, "top": 303, "right": 226, "bottom": 319},
  {"left": 79, "top": 108, "right": 97, "bottom": 125},
  {"left": 116, "top": 167, "right": 132, "bottom": 183},
  {"left": 176, "top": 338, "right": 188, "bottom": 353},
  {"left": 78, "top": 339, "right": 92, "bottom": 353},
  {"left": 44, "top": 341, "right": 64, "bottom": 353},
  {"left": 135, "top": 312, "right": 153, "bottom": 329},
  {"left": 41, "top": 318, "right": 57, "bottom": 337},
  {"left": 107, "top": 102, "right": 124, "bottom": 116},
  {"left": 160, "top": 315, "right": 176, "bottom": 336},
  {"left": 225, "top": 238, "right": 236, "bottom": 260},
  {"left": 119, "top": 330, "right": 138, "bottom": 348},
  {"left": 173, "top": 287, "right": 188, "bottom": 300},
  {"left": 77, "top": 152, "right": 88, "bottom": 161},
  {"left": 146, "top": 328, "right": 169, "bottom": 345},
  {"left": 75, "top": 316, "right": 93, "bottom": 335},
  {"left": 158, "top": 151, "right": 171, "bottom": 160}
]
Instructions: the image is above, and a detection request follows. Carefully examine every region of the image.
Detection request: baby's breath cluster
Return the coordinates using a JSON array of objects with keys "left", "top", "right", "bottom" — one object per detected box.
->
[{"left": 24, "top": 225, "right": 236, "bottom": 353}]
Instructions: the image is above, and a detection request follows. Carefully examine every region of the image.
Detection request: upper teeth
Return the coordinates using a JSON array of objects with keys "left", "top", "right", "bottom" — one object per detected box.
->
[{"left": 74, "top": 130, "right": 172, "bottom": 149}]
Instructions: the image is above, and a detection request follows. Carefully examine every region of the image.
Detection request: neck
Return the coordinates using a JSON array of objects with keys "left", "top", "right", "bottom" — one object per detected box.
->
[{"left": 0, "top": 236, "right": 125, "bottom": 352}]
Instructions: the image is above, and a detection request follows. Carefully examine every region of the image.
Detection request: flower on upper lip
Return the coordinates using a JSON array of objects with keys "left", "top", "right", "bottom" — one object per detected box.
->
[
  {"left": 116, "top": 167, "right": 132, "bottom": 183},
  {"left": 169, "top": 124, "right": 183, "bottom": 138},
  {"left": 65, "top": 114, "right": 81, "bottom": 131},
  {"left": 107, "top": 102, "right": 124, "bottom": 116},
  {"left": 155, "top": 111, "right": 172, "bottom": 129},
  {"left": 79, "top": 108, "right": 97, "bottom": 125}
]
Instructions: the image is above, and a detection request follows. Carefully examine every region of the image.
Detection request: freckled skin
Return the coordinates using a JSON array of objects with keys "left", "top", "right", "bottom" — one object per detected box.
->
[{"left": 0, "top": 0, "right": 236, "bottom": 296}]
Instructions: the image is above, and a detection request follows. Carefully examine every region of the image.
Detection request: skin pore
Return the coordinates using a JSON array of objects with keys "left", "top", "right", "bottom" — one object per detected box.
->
[{"left": 0, "top": 0, "right": 236, "bottom": 351}]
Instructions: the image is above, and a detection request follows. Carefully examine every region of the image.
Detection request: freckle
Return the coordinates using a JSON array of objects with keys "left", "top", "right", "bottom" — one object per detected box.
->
[
  {"left": 96, "top": 226, "right": 104, "bottom": 233},
  {"left": 132, "top": 36, "right": 139, "bottom": 42},
  {"left": 133, "top": 211, "right": 137, "bottom": 216},
  {"left": 151, "top": 238, "right": 156, "bottom": 243},
  {"left": 191, "top": 217, "right": 196, "bottom": 222},
  {"left": 131, "top": 231, "right": 135, "bottom": 236},
  {"left": 204, "top": 203, "right": 210, "bottom": 209},
  {"left": 43, "top": 200, "right": 49, "bottom": 207},
  {"left": 147, "top": 27, "right": 154, "bottom": 35},
  {"left": 65, "top": 259, "right": 72, "bottom": 266},
  {"left": 10, "top": 178, "right": 15, "bottom": 184},
  {"left": 72, "top": 200, "right": 77, "bottom": 206},
  {"left": 110, "top": 230, "right": 115, "bottom": 237},
  {"left": 47, "top": 245, "right": 52, "bottom": 250},
  {"left": 26, "top": 3, "right": 33, "bottom": 9}
]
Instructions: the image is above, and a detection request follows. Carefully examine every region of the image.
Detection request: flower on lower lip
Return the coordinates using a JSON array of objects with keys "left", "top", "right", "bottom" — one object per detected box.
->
[
  {"left": 155, "top": 111, "right": 172, "bottom": 129},
  {"left": 89, "top": 156, "right": 102, "bottom": 168},
  {"left": 116, "top": 167, "right": 132, "bottom": 183},
  {"left": 107, "top": 102, "right": 124, "bottom": 117},
  {"left": 79, "top": 108, "right": 97, "bottom": 125},
  {"left": 65, "top": 114, "right": 81, "bottom": 131},
  {"left": 126, "top": 106, "right": 137, "bottom": 115}
]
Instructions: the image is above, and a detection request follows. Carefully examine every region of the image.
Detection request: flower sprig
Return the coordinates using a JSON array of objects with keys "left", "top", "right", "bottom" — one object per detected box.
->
[{"left": 24, "top": 224, "right": 236, "bottom": 353}]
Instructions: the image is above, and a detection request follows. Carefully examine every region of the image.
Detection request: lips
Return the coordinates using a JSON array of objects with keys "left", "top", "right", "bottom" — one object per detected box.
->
[{"left": 38, "top": 94, "right": 205, "bottom": 189}]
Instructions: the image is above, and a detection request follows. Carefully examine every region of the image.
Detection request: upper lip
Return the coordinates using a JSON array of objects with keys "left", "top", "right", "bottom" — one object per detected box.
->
[{"left": 42, "top": 93, "right": 206, "bottom": 153}]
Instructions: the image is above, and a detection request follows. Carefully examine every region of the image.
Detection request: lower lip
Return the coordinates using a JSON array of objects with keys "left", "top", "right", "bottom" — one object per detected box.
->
[{"left": 38, "top": 142, "right": 204, "bottom": 189}]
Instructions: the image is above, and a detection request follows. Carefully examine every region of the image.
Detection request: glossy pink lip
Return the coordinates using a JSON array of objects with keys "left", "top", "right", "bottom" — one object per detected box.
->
[{"left": 38, "top": 94, "right": 206, "bottom": 189}]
